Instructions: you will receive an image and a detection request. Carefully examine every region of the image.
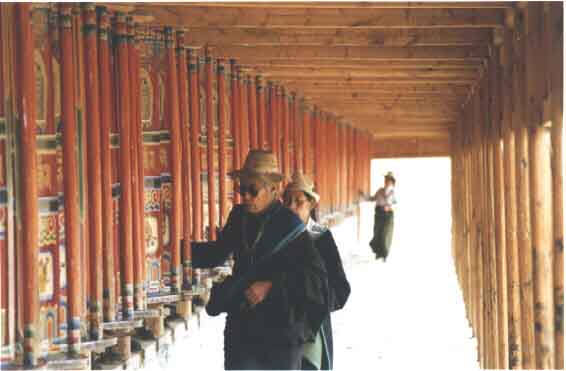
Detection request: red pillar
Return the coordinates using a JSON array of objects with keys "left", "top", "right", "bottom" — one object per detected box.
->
[
  {"left": 96, "top": 6, "right": 116, "bottom": 322},
  {"left": 16, "top": 3, "right": 40, "bottom": 365},
  {"left": 115, "top": 12, "right": 134, "bottom": 319},
  {"left": 204, "top": 50, "right": 217, "bottom": 240},
  {"left": 247, "top": 76, "right": 258, "bottom": 149},
  {"left": 230, "top": 60, "right": 241, "bottom": 205},
  {"left": 281, "top": 89, "right": 290, "bottom": 180},
  {"left": 238, "top": 70, "right": 249, "bottom": 164},
  {"left": 128, "top": 18, "right": 145, "bottom": 311},
  {"left": 302, "top": 104, "right": 310, "bottom": 176},
  {"left": 177, "top": 31, "right": 192, "bottom": 290},
  {"left": 189, "top": 50, "right": 203, "bottom": 240},
  {"left": 82, "top": 4, "right": 103, "bottom": 336},
  {"left": 256, "top": 76, "right": 266, "bottom": 150},
  {"left": 217, "top": 60, "right": 228, "bottom": 226}
]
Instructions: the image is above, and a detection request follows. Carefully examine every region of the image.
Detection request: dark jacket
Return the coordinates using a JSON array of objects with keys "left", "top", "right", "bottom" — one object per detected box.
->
[
  {"left": 308, "top": 225, "right": 351, "bottom": 370},
  {"left": 191, "top": 202, "right": 329, "bottom": 365}
]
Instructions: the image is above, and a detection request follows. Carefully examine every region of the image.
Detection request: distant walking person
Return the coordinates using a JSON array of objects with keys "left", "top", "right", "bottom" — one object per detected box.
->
[{"left": 369, "top": 172, "right": 397, "bottom": 261}]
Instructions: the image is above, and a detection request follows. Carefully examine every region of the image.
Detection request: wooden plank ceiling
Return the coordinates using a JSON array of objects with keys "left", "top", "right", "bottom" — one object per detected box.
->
[{"left": 119, "top": 2, "right": 510, "bottom": 140}]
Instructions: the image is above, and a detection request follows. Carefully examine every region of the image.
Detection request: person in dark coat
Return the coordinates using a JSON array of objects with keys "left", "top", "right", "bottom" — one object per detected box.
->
[
  {"left": 191, "top": 150, "right": 329, "bottom": 370},
  {"left": 283, "top": 172, "right": 351, "bottom": 370}
]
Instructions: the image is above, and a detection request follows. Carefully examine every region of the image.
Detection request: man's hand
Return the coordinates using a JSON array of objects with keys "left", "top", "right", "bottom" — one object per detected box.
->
[{"left": 245, "top": 281, "right": 273, "bottom": 307}]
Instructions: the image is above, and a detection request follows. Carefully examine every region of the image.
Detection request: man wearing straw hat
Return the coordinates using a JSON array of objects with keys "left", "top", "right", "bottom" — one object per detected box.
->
[
  {"left": 190, "top": 150, "right": 329, "bottom": 370},
  {"left": 369, "top": 171, "right": 397, "bottom": 262}
]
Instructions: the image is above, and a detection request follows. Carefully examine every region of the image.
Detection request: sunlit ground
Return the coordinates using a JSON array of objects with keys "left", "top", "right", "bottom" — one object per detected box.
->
[{"left": 165, "top": 157, "right": 480, "bottom": 371}]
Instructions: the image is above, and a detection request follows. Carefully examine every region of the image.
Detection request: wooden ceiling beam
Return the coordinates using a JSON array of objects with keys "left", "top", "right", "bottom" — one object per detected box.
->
[
  {"left": 173, "top": 2, "right": 510, "bottom": 9},
  {"left": 183, "top": 28, "right": 493, "bottom": 47},
  {"left": 276, "top": 77, "right": 476, "bottom": 85},
  {"left": 244, "top": 66, "right": 479, "bottom": 76},
  {"left": 211, "top": 45, "right": 489, "bottom": 60},
  {"left": 131, "top": 6, "right": 504, "bottom": 28},
  {"left": 253, "top": 69, "right": 479, "bottom": 79},
  {"left": 236, "top": 59, "right": 482, "bottom": 69}
]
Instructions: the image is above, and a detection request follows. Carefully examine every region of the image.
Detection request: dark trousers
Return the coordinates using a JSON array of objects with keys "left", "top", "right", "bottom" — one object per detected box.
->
[
  {"left": 227, "top": 342, "right": 303, "bottom": 370},
  {"left": 369, "top": 207, "right": 394, "bottom": 259}
]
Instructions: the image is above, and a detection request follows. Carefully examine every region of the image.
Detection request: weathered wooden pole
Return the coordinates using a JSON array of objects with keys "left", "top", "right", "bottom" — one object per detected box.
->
[
  {"left": 230, "top": 60, "right": 241, "bottom": 205},
  {"left": 548, "top": 3, "right": 564, "bottom": 368},
  {"left": 98, "top": 6, "right": 116, "bottom": 322},
  {"left": 271, "top": 85, "right": 280, "bottom": 161},
  {"left": 204, "top": 50, "right": 217, "bottom": 240},
  {"left": 281, "top": 89, "right": 290, "bottom": 180},
  {"left": 14, "top": 3, "right": 40, "bottom": 365},
  {"left": 82, "top": 3, "right": 104, "bottom": 338},
  {"left": 189, "top": 50, "right": 203, "bottom": 240},
  {"left": 129, "top": 18, "right": 146, "bottom": 312},
  {"left": 238, "top": 70, "right": 249, "bottom": 164},
  {"left": 510, "top": 13, "right": 536, "bottom": 365},
  {"left": 115, "top": 12, "right": 135, "bottom": 319},
  {"left": 177, "top": 30, "right": 192, "bottom": 290},
  {"left": 302, "top": 103, "right": 310, "bottom": 176},
  {"left": 247, "top": 75, "right": 258, "bottom": 149},
  {"left": 217, "top": 60, "right": 228, "bottom": 227},
  {"left": 256, "top": 76, "right": 266, "bottom": 150},
  {"left": 165, "top": 27, "right": 182, "bottom": 292},
  {"left": 60, "top": 3, "right": 83, "bottom": 354}
]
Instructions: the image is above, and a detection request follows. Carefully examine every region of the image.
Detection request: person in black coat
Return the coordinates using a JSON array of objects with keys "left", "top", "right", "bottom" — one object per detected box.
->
[
  {"left": 283, "top": 172, "right": 351, "bottom": 370},
  {"left": 191, "top": 150, "right": 329, "bottom": 370}
]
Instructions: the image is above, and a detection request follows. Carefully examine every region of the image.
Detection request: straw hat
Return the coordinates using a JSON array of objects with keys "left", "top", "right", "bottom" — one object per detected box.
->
[
  {"left": 285, "top": 172, "right": 320, "bottom": 203},
  {"left": 228, "top": 150, "right": 285, "bottom": 183},
  {"left": 384, "top": 171, "right": 396, "bottom": 182}
]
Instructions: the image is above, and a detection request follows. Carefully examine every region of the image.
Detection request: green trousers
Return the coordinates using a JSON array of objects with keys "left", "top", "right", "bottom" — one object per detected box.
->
[{"left": 369, "top": 207, "right": 394, "bottom": 259}]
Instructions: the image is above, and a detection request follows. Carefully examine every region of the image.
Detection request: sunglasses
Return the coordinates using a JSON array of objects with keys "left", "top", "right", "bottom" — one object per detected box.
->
[{"left": 238, "top": 184, "right": 262, "bottom": 197}]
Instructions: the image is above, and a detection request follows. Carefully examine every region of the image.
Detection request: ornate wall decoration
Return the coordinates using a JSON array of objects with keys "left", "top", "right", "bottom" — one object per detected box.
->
[
  {"left": 38, "top": 251, "right": 54, "bottom": 302},
  {"left": 144, "top": 216, "right": 158, "bottom": 255}
]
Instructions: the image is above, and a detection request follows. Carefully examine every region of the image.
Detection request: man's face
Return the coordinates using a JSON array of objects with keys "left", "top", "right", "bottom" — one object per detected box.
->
[
  {"left": 283, "top": 190, "right": 313, "bottom": 224},
  {"left": 239, "top": 177, "right": 276, "bottom": 214}
]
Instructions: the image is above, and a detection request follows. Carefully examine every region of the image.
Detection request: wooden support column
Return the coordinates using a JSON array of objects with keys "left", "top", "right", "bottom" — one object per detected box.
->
[
  {"left": 217, "top": 60, "right": 228, "bottom": 227},
  {"left": 14, "top": 3, "right": 40, "bottom": 365},
  {"left": 508, "top": 11, "right": 537, "bottom": 366},
  {"left": 256, "top": 77, "right": 266, "bottom": 150},
  {"left": 82, "top": 3, "right": 103, "bottom": 338},
  {"left": 204, "top": 50, "right": 217, "bottom": 240},
  {"left": 96, "top": 6, "right": 115, "bottom": 322},
  {"left": 522, "top": 4, "right": 556, "bottom": 368},
  {"left": 60, "top": 3, "right": 83, "bottom": 353},
  {"left": 548, "top": 3, "right": 564, "bottom": 368},
  {"left": 177, "top": 31, "right": 192, "bottom": 291},
  {"left": 281, "top": 90, "right": 290, "bottom": 180},
  {"left": 301, "top": 103, "right": 310, "bottom": 176},
  {"left": 115, "top": 12, "right": 134, "bottom": 320},
  {"left": 230, "top": 60, "right": 241, "bottom": 205},
  {"left": 267, "top": 82, "right": 275, "bottom": 153},
  {"left": 238, "top": 70, "right": 249, "bottom": 164},
  {"left": 165, "top": 27, "right": 182, "bottom": 292},
  {"left": 189, "top": 50, "right": 203, "bottom": 240},
  {"left": 271, "top": 85, "right": 280, "bottom": 162},
  {"left": 247, "top": 75, "right": 258, "bottom": 149},
  {"left": 312, "top": 108, "right": 321, "bottom": 199},
  {"left": 129, "top": 18, "right": 146, "bottom": 312}
]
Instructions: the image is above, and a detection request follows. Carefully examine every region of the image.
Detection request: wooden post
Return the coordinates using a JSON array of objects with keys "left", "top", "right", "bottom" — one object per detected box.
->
[
  {"left": 256, "top": 76, "right": 266, "bottom": 150},
  {"left": 549, "top": 3, "right": 564, "bottom": 368},
  {"left": 281, "top": 89, "right": 290, "bottom": 180},
  {"left": 82, "top": 3, "right": 103, "bottom": 339},
  {"left": 129, "top": 18, "right": 145, "bottom": 312},
  {"left": 204, "top": 50, "right": 217, "bottom": 240},
  {"left": 165, "top": 27, "right": 182, "bottom": 293},
  {"left": 230, "top": 60, "right": 241, "bottom": 205},
  {"left": 60, "top": 3, "right": 83, "bottom": 354},
  {"left": 177, "top": 30, "right": 192, "bottom": 291},
  {"left": 189, "top": 50, "right": 203, "bottom": 241},
  {"left": 269, "top": 84, "right": 279, "bottom": 159},
  {"left": 510, "top": 10, "right": 537, "bottom": 362},
  {"left": 238, "top": 69, "right": 249, "bottom": 164},
  {"left": 302, "top": 103, "right": 310, "bottom": 176},
  {"left": 97, "top": 6, "right": 116, "bottom": 322},
  {"left": 217, "top": 60, "right": 228, "bottom": 227},
  {"left": 247, "top": 75, "right": 258, "bottom": 149},
  {"left": 115, "top": 12, "right": 135, "bottom": 320},
  {"left": 15, "top": 3, "right": 40, "bottom": 365}
]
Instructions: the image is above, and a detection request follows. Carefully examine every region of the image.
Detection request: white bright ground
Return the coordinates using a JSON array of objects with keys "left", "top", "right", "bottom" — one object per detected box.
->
[{"left": 165, "top": 157, "right": 480, "bottom": 371}]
